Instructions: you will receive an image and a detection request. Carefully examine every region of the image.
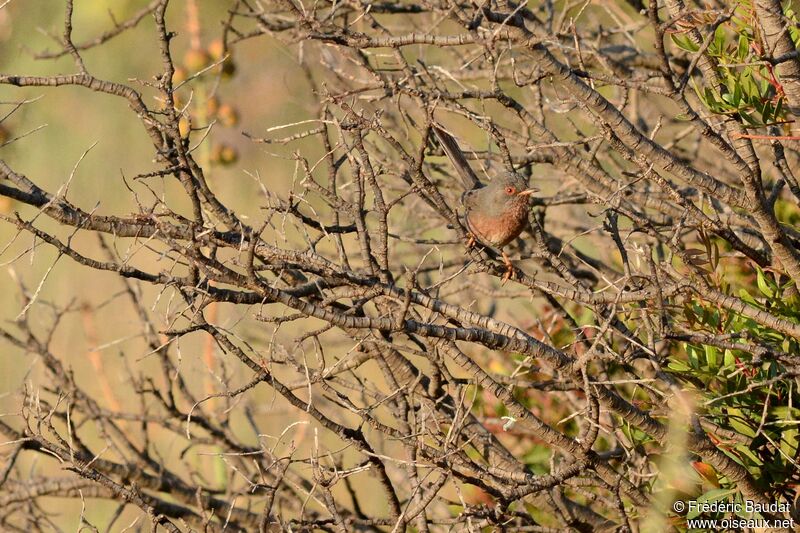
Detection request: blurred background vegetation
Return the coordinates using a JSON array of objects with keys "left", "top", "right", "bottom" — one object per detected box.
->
[
  {"left": 0, "top": 2, "right": 330, "bottom": 526},
  {"left": 0, "top": 1, "right": 307, "bottom": 392}
]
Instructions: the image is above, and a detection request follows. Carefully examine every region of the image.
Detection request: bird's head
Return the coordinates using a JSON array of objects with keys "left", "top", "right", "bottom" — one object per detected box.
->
[{"left": 487, "top": 172, "right": 538, "bottom": 209}]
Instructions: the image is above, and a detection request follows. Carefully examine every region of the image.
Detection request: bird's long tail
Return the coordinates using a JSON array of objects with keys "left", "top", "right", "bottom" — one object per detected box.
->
[{"left": 431, "top": 125, "right": 483, "bottom": 190}]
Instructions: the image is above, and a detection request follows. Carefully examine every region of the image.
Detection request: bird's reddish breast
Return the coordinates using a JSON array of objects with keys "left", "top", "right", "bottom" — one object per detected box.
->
[{"left": 467, "top": 199, "right": 528, "bottom": 247}]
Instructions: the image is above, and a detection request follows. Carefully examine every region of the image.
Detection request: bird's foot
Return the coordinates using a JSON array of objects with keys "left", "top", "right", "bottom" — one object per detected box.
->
[
  {"left": 501, "top": 251, "right": 516, "bottom": 284},
  {"left": 466, "top": 233, "right": 476, "bottom": 249}
]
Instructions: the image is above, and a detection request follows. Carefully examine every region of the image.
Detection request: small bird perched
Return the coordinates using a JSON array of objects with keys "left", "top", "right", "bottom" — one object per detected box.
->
[{"left": 432, "top": 125, "right": 537, "bottom": 281}]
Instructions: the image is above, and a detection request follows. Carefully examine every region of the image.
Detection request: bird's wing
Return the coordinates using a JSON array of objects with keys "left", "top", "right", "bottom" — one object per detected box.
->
[
  {"left": 432, "top": 125, "right": 483, "bottom": 190},
  {"left": 461, "top": 188, "right": 481, "bottom": 209}
]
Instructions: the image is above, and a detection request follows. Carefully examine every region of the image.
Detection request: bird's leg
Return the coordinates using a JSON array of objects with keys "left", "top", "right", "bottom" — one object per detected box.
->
[
  {"left": 501, "top": 250, "right": 515, "bottom": 284},
  {"left": 466, "top": 233, "right": 476, "bottom": 248}
]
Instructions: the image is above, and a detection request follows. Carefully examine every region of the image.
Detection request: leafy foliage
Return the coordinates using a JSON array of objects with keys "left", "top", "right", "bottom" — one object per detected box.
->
[{"left": 675, "top": 4, "right": 792, "bottom": 127}]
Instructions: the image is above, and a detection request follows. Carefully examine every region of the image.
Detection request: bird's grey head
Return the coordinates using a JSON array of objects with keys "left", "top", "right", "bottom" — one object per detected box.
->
[{"left": 483, "top": 171, "right": 537, "bottom": 210}]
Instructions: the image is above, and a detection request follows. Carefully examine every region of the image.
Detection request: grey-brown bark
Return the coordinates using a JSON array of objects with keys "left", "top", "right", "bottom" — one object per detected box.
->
[
  {"left": 0, "top": 0, "right": 798, "bottom": 531},
  {"left": 756, "top": 0, "right": 800, "bottom": 113}
]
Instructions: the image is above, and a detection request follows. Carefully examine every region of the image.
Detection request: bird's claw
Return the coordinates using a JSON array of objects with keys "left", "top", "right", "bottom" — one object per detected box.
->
[{"left": 501, "top": 251, "right": 515, "bottom": 284}]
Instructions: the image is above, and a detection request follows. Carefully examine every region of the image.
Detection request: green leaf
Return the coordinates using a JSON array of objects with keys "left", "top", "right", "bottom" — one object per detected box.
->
[
  {"left": 728, "top": 408, "right": 757, "bottom": 438},
  {"left": 733, "top": 443, "right": 763, "bottom": 466},
  {"left": 668, "top": 359, "right": 691, "bottom": 372},
  {"left": 780, "top": 428, "right": 798, "bottom": 458},
  {"left": 767, "top": 360, "right": 780, "bottom": 378},
  {"left": 704, "top": 87, "right": 720, "bottom": 109},
  {"left": 770, "top": 406, "right": 800, "bottom": 419},
  {"left": 713, "top": 26, "right": 726, "bottom": 56},
  {"left": 775, "top": 97, "right": 784, "bottom": 120},
  {"left": 732, "top": 81, "right": 742, "bottom": 107},
  {"left": 756, "top": 267, "right": 774, "bottom": 298},
  {"left": 723, "top": 349, "right": 736, "bottom": 369},
  {"left": 722, "top": 92, "right": 733, "bottom": 105},
  {"left": 740, "top": 69, "right": 759, "bottom": 101},
  {"left": 763, "top": 101, "right": 774, "bottom": 123},
  {"left": 739, "top": 109, "right": 759, "bottom": 125},
  {"left": 691, "top": 78, "right": 707, "bottom": 106},
  {"left": 671, "top": 34, "right": 699, "bottom": 52},
  {"left": 739, "top": 288, "right": 758, "bottom": 305},
  {"left": 737, "top": 34, "right": 749, "bottom": 60},
  {"left": 687, "top": 344, "right": 699, "bottom": 369},
  {"left": 705, "top": 344, "right": 719, "bottom": 370}
]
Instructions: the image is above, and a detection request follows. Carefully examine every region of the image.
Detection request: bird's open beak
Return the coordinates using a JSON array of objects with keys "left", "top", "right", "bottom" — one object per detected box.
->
[{"left": 517, "top": 188, "right": 540, "bottom": 197}]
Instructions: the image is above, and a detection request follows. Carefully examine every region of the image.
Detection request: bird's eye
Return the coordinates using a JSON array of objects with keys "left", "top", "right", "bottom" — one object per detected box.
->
[{"left": 505, "top": 186, "right": 516, "bottom": 195}]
